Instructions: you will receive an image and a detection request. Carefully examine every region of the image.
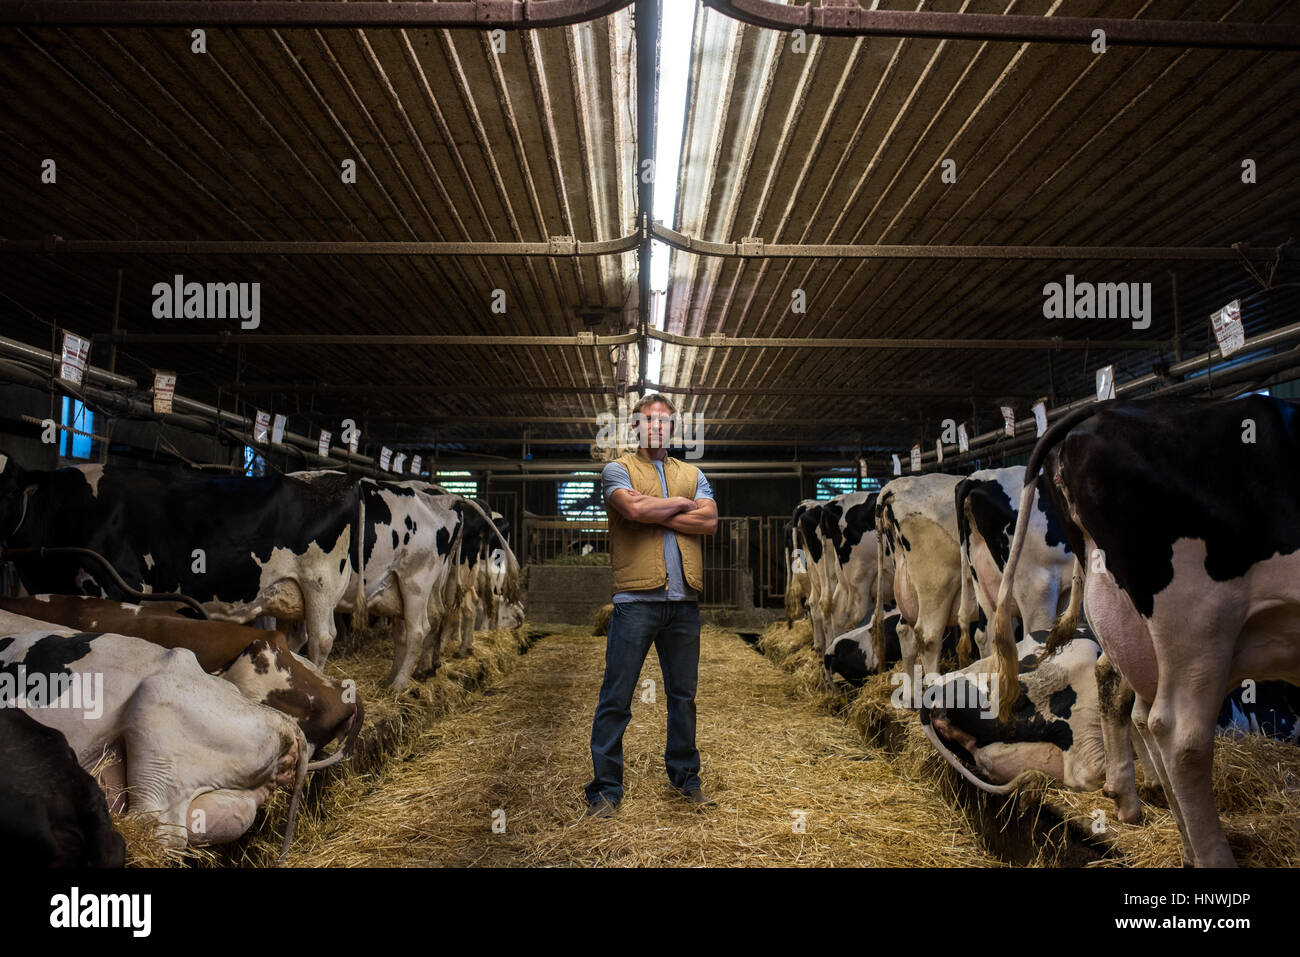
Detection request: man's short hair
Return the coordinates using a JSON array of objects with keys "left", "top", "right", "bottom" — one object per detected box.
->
[{"left": 631, "top": 392, "right": 678, "bottom": 440}]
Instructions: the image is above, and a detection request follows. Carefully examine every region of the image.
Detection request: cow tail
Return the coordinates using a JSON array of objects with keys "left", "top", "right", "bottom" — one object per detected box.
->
[
  {"left": 990, "top": 403, "right": 1104, "bottom": 721},
  {"left": 1038, "top": 556, "right": 1083, "bottom": 664},
  {"left": 351, "top": 491, "right": 368, "bottom": 636},
  {"left": 870, "top": 519, "right": 887, "bottom": 673},
  {"left": 956, "top": 506, "right": 976, "bottom": 667},
  {"left": 277, "top": 725, "right": 310, "bottom": 866}
]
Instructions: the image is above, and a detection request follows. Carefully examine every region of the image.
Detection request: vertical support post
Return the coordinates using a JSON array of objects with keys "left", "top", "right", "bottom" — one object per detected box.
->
[
  {"left": 634, "top": 0, "right": 660, "bottom": 394},
  {"left": 1171, "top": 270, "right": 1183, "bottom": 363}
]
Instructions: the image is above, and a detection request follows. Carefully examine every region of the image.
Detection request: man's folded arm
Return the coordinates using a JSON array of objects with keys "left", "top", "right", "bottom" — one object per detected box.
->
[
  {"left": 608, "top": 487, "right": 697, "bottom": 524},
  {"left": 660, "top": 497, "right": 718, "bottom": 535}
]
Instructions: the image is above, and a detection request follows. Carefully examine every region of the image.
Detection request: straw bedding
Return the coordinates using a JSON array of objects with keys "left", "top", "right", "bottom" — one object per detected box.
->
[{"left": 279, "top": 623, "right": 997, "bottom": 866}]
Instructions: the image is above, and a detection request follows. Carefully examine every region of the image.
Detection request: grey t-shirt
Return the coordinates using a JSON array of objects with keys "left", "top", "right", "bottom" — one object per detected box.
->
[{"left": 602, "top": 459, "right": 714, "bottom": 603}]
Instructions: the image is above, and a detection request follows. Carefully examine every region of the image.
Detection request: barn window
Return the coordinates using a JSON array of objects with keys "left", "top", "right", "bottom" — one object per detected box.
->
[
  {"left": 59, "top": 396, "right": 94, "bottom": 460},
  {"left": 816, "top": 475, "right": 879, "bottom": 499},
  {"left": 243, "top": 445, "right": 266, "bottom": 477},
  {"left": 558, "top": 472, "right": 605, "bottom": 523},
  {"left": 436, "top": 471, "right": 478, "bottom": 497}
]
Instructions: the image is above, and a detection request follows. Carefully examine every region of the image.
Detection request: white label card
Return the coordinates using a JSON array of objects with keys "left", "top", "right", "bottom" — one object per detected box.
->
[
  {"left": 1096, "top": 365, "right": 1116, "bottom": 401},
  {"left": 271, "top": 413, "right": 286, "bottom": 445},
  {"left": 152, "top": 371, "right": 176, "bottom": 415},
  {"left": 254, "top": 410, "right": 271, "bottom": 444},
  {"left": 910, "top": 445, "right": 921, "bottom": 473},
  {"left": 318, "top": 430, "right": 331, "bottom": 457},
  {"left": 957, "top": 423, "right": 969, "bottom": 453},
  {"left": 59, "top": 331, "right": 90, "bottom": 386},
  {"left": 411, "top": 455, "right": 422, "bottom": 475},
  {"left": 1210, "top": 299, "right": 1245, "bottom": 357},
  {"left": 891, "top": 454, "right": 901, "bottom": 476},
  {"left": 379, "top": 446, "right": 392, "bottom": 471},
  {"left": 1032, "top": 401, "right": 1047, "bottom": 437}
]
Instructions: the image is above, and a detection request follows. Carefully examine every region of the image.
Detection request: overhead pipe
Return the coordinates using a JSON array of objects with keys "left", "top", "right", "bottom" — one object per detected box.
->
[
  {"left": 648, "top": 328, "right": 1167, "bottom": 352},
  {"left": 98, "top": 332, "right": 638, "bottom": 347},
  {"left": 0, "top": 0, "right": 637, "bottom": 29},
  {"left": 0, "top": 234, "right": 640, "bottom": 257},
  {"left": 650, "top": 222, "right": 1300, "bottom": 261},
  {"left": 697, "top": 0, "right": 1300, "bottom": 49}
]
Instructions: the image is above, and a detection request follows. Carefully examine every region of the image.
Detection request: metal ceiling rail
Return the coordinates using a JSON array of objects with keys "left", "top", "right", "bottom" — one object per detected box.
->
[
  {"left": 910, "top": 319, "right": 1300, "bottom": 471},
  {"left": 405, "top": 457, "right": 852, "bottom": 471},
  {"left": 651, "top": 223, "right": 1298, "bottom": 261},
  {"left": 0, "top": 235, "right": 641, "bottom": 257},
  {"left": 99, "top": 332, "right": 640, "bottom": 347},
  {"left": 0, "top": 0, "right": 636, "bottom": 28},
  {"left": 223, "top": 380, "right": 1035, "bottom": 398},
  {"left": 634, "top": 0, "right": 658, "bottom": 393},
  {"left": 647, "top": 328, "right": 1167, "bottom": 352},
  {"left": 698, "top": 0, "right": 1300, "bottom": 49}
]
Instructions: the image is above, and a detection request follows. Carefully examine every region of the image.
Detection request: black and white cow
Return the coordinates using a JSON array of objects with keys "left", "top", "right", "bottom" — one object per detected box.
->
[
  {"left": 0, "top": 610, "right": 307, "bottom": 849},
  {"left": 1, "top": 707, "right": 125, "bottom": 866},
  {"left": 824, "top": 600, "right": 903, "bottom": 684},
  {"left": 989, "top": 396, "right": 1300, "bottom": 866},
  {"left": 954, "top": 467, "right": 1074, "bottom": 662},
  {"left": 919, "top": 627, "right": 1118, "bottom": 808},
  {"left": 820, "top": 491, "right": 880, "bottom": 642},
  {"left": 0, "top": 455, "right": 361, "bottom": 668}
]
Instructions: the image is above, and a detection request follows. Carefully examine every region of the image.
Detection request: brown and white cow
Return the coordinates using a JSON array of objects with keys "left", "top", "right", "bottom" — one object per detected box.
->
[
  {"left": 0, "top": 610, "right": 306, "bottom": 851},
  {"left": 989, "top": 396, "right": 1300, "bottom": 866},
  {"left": 0, "top": 595, "right": 362, "bottom": 758}
]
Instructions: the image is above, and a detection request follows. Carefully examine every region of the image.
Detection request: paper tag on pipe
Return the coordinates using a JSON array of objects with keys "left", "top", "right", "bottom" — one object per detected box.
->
[
  {"left": 1210, "top": 299, "right": 1245, "bottom": 357},
  {"left": 1096, "top": 365, "right": 1116, "bottom": 401},
  {"left": 935, "top": 439, "right": 943, "bottom": 464},
  {"left": 152, "top": 371, "right": 176, "bottom": 415},
  {"left": 1032, "top": 400, "right": 1047, "bottom": 437},
  {"left": 957, "top": 423, "right": 969, "bottom": 453},
  {"left": 59, "top": 331, "right": 90, "bottom": 386},
  {"left": 379, "top": 447, "right": 392, "bottom": 471},
  {"left": 271, "top": 413, "right": 286, "bottom": 446},
  {"left": 411, "top": 455, "right": 422, "bottom": 475},
  {"left": 910, "top": 445, "right": 921, "bottom": 473},
  {"left": 891, "top": 454, "right": 901, "bottom": 476},
  {"left": 348, "top": 425, "right": 359, "bottom": 455},
  {"left": 254, "top": 410, "right": 271, "bottom": 444},
  {"left": 858, "top": 457, "right": 868, "bottom": 479},
  {"left": 392, "top": 452, "right": 407, "bottom": 474},
  {"left": 1001, "top": 406, "right": 1015, "bottom": 438},
  {"left": 318, "top": 429, "right": 331, "bottom": 457}
]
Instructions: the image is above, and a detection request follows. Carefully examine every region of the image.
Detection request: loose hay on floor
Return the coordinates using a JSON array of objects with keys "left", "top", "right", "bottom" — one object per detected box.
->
[{"left": 283, "top": 623, "right": 998, "bottom": 867}]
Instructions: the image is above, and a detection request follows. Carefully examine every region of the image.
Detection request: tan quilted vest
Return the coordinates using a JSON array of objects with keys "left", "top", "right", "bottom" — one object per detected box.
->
[{"left": 608, "top": 448, "right": 704, "bottom": 597}]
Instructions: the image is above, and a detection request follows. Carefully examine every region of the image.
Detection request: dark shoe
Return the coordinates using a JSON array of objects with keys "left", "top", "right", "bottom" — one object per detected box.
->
[
  {"left": 584, "top": 796, "right": 618, "bottom": 818},
  {"left": 679, "top": 787, "right": 716, "bottom": 807}
]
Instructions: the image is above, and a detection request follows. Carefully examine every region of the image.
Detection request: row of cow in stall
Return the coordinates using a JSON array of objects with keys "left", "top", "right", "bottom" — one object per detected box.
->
[
  {"left": 0, "top": 452, "right": 524, "bottom": 865},
  {"left": 787, "top": 395, "right": 1300, "bottom": 867}
]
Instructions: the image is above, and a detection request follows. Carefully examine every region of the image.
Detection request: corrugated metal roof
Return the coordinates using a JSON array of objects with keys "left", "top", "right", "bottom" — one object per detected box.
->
[{"left": 0, "top": 0, "right": 1296, "bottom": 462}]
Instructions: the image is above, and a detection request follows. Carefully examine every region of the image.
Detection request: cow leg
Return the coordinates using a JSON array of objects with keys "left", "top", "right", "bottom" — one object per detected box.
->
[
  {"left": 455, "top": 603, "right": 475, "bottom": 657},
  {"left": 303, "top": 597, "right": 336, "bottom": 668},
  {"left": 1095, "top": 653, "right": 1142, "bottom": 824},
  {"left": 1144, "top": 667, "right": 1236, "bottom": 868},
  {"left": 1131, "top": 695, "right": 1195, "bottom": 866},
  {"left": 188, "top": 789, "right": 260, "bottom": 845}
]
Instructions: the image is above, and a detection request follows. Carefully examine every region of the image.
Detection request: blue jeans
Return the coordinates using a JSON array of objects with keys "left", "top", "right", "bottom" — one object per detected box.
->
[{"left": 585, "top": 600, "right": 702, "bottom": 805}]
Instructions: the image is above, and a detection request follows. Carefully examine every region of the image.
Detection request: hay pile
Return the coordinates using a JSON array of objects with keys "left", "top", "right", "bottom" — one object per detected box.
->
[
  {"left": 282, "top": 623, "right": 996, "bottom": 867},
  {"left": 757, "top": 619, "right": 846, "bottom": 709},
  {"left": 592, "top": 603, "right": 614, "bottom": 636}
]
